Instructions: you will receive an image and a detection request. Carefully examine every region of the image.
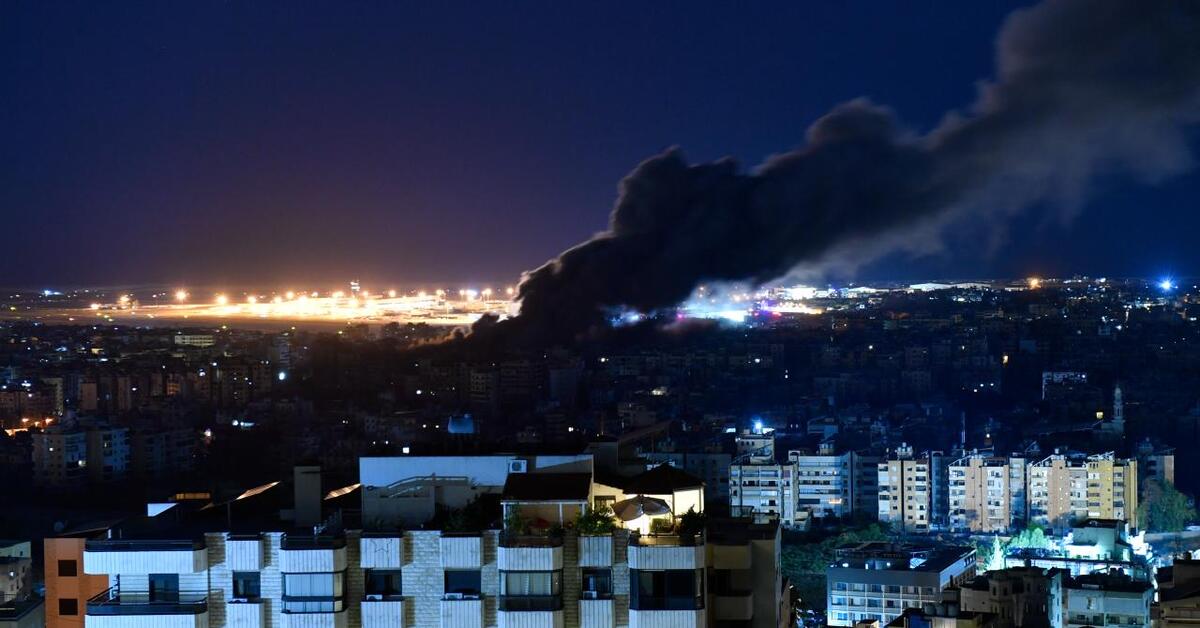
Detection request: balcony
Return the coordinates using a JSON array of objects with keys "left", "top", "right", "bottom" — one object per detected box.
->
[
  {"left": 628, "top": 608, "right": 706, "bottom": 628},
  {"left": 86, "top": 587, "right": 208, "bottom": 628},
  {"left": 440, "top": 597, "right": 484, "bottom": 628},
  {"left": 83, "top": 539, "right": 208, "bottom": 575},
  {"left": 361, "top": 596, "right": 405, "bottom": 628},
  {"left": 579, "top": 598, "right": 615, "bottom": 628},
  {"left": 577, "top": 534, "right": 614, "bottom": 567},
  {"left": 440, "top": 533, "right": 483, "bottom": 569},
  {"left": 226, "top": 534, "right": 265, "bottom": 571},
  {"left": 498, "top": 596, "right": 564, "bottom": 628},
  {"left": 627, "top": 533, "right": 705, "bottom": 570},
  {"left": 498, "top": 533, "right": 563, "bottom": 571},
  {"left": 226, "top": 600, "right": 265, "bottom": 627},
  {"left": 360, "top": 532, "right": 405, "bottom": 570},
  {"left": 279, "top": 535, "right": 347, "bottom": 573},
  {"left": 280, "top": 608, "right": 348, "bottom": 628}
]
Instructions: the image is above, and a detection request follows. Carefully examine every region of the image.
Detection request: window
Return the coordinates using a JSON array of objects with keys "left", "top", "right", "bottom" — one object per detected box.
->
[
  {"left": 58, "top": 598, "right": 78, "bottom": 616},
  {"left": 233, "top": 572, "right": 261, "bottom": 601},
  {"left": 444, "top": 570, "right": 482, "bottom": 598},
  {"left": 501, "top": 571, "right": 561, "bottom": 596},
  {"left": 630, "top": 569, "right": 704, "bottom": 611},
  {"left": 364, "top": 570, "right": 402, "bottom": 599},
  {"left": 58, "top": 560, "right": 77, "bottom": 577},
  {"left": 283, "top": 572, "right": 346, "bottom": 613},
  {"left": 581, "top": 568, "right": 612, "bottom": 599},
  {"left": 149, "top": 574, "right": 180, "bottom": 603},
  {"left": 499, "top": 571, "right": 563, "bottom": 610}
]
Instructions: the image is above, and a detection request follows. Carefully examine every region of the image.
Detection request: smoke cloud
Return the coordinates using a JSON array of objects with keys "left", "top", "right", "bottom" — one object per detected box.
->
[{"left": 508, "top": 0, "right": 1200, "bottom": 342}]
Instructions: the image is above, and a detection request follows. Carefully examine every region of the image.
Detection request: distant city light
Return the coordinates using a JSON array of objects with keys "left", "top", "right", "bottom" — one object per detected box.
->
[
  {"left": 1159, "top": 278, "right": 1175, "bottom": 291},
  {"left": 277, "top": 371, "right": 287, "bottom": 381},
  {"left": 175, "top": 290, "right": 188, "bottom": 302},
  {"left": 215, "top": 294, "right": 229, "bottom": 305}
]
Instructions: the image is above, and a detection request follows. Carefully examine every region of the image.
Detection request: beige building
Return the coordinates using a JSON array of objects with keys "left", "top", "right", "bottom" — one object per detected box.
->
[
  {"left": 1028, "top": 452, "right": 1137, "bottom": 533},
  {"left": 948, "top": 454, "right": 1026, "bottom": 533},
  {"left": 878, "top": 445, "right": 932, "bottom": 533}
]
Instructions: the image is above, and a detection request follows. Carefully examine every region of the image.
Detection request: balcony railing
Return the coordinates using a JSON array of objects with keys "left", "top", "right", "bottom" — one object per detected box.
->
[
  {"left": 87, "top": 587, "right": 208, "bottom": 615},
  {"left": 499, "top": 532, "right": 564, "bottom": 548},
  {"left": 84, "top": 539, "right": 205, "bottom": 552},
  {"left": 629, "top": 531, "right": 704, "bottom": 547},
  {"left": 499, "top": 596, "right": 564, "bottom": 612},
  {"left": 280, "top": 535, "right": 346, "bottom": 550},
  {"left": 629, "top": 595, "right": 704, "bottom": 611}
]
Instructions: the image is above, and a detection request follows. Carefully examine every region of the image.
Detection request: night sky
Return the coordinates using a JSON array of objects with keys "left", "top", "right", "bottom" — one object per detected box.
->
[{"left": 3, "top": 1, "right": 1197, "bottom": 290}]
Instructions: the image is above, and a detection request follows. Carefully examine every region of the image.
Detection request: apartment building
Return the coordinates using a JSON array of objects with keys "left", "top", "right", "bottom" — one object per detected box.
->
[
  {"left": 947, "top": 453, "right": 1027, "bottom": 533},
  {"left": 826, "top": 542, "right": 977, "bottom": 627},
  {"left": 878, "top": 445, "right": 933, "bottom": 533},
  {"left": 45, "top": 534, "right": 110, "bottom": 628},
  {"left": 1064, "top": 572, "right": 1152, "bottom": 628},
  {"left": 0, "top": 540, "right": 43, "bottom": 628},
  {"left": 32, "top": 424, "right": 131, "bottom": 489},
  {"left": 729, "top": 461, "right": 796, "bottom": 525},
  {"left": 788, "top": 443, "right": 854, "bottom": 519},
  {"left": 66, "top": 454, "right": 789, "bottom": 628},
  {"left": 1028, "top": 452, "right": 1137, "bottom": 533}
]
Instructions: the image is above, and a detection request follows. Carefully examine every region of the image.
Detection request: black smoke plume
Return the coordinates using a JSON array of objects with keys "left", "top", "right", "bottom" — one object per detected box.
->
[{"left": 506, "top": 0, "right": 1200, "bottom": 343}]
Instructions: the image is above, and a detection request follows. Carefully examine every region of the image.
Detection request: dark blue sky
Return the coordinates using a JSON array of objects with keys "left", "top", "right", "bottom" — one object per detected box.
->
[{"left": 2, "top": 1, "right": 1195, "bottom": 289}]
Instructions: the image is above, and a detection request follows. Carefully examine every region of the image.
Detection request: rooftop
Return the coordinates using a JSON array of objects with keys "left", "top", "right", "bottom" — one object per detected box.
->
[{"left": 833, "top": 542, "right": 975, "bottom": 573}]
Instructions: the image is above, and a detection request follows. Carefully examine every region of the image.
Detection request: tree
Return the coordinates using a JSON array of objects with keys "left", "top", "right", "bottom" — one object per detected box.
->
[
  {"left": 781, "top": 523, "right": 888, "bottom": 610},
  {"left": 1139, "top": 478, "right": 1198, "bottom": 533},
  {"left": 1008, "top": 524, "right": 1049, "bottom": 551},
  {"left": 986, "top": 535, "right": 1006, "bottom": 571}
]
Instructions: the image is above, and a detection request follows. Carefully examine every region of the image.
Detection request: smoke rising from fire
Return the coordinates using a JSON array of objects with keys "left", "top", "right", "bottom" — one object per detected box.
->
[{"left": 507, "top": 0, "right": 1200, "bottom": 342}]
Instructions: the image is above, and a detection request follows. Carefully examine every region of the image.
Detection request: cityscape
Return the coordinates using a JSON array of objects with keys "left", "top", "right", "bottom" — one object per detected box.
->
[{"left": 4, "top": 1, "right": 1200, "bottom": 628}]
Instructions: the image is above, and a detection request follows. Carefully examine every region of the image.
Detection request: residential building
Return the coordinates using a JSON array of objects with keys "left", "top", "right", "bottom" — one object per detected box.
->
[
  {"left": 826, "top": 542, "right": 977, "bottom": 627},
  {"left": 1155, "top": 558, "right": 1200, "bottom": 627},
  {"left": 66, "top": 454, "right": 788, "bottom": 628},
  {"left": 878, "top": 445, "right": 933, "bottom": 533},
  {"left": 1064, "top": 572, "right": 1152, "bottom": 628},
  {"left": 1028, "top": 452, "right": 1137, "bottom": 534},
  {"left": 44, "top": 535, "right": 109, "bottom": 628},
  {"left": 958, "top": 567, "right": 1064, "bottom": 628},
  {"left": 0, "top": 540, "right": 42, "bottom": 628},
  {"left": 788, "top": 443, "right": 855, "bottom": 519},
  {"left": 948, "top": 453, "right": 1026, "bottom": 533},
  {"left": 31, "top": 424, "right": 131, "bottom": 489}
]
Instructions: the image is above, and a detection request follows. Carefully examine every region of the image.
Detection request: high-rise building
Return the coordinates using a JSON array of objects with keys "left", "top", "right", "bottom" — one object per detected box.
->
[
  {"left": 878, "top": 444, "right": 933, "bottom": 533},
  {"left": 62, "top": 455, "right": 789, "bottom": 628},
  {"left": 948, "top": 453, "right": 1027, "bottom": 533},
  {"left": 788, "top": 443, "right": 855, "bottom": 519},
  {"left": 1028, "top": 452, "right": 1137, "bottom": 533}
]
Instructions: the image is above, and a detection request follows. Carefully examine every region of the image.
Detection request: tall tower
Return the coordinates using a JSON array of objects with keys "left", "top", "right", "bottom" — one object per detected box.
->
[{"left": 1113, "top": 384, "right": 1124, "bottom": 425}]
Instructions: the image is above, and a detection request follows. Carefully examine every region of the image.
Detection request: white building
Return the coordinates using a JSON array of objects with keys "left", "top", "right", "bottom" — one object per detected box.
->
[
  {"left": 826, "top": 542, "right": 976, "bottom": 627},
  {"left": 70, "top": 455, "right": 788, "bottom": 628},
  {"left": 788, "top": 443, "right": 854, "bottom": 519},
  {"left": 1064, "top": 573, "right": 1152, "bottom": 628}
]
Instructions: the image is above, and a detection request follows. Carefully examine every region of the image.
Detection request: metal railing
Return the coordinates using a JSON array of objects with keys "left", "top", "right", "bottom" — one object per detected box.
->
[
  {"left": 84, "top": 539, "right": 205, "bottom": 552},
  {"left": 280, "top": 534, "right": 346, "bottom": 550},
  {"left": 86, "top": 587, "right": 208, "bottom": 615},
  {"left": 499, "top": 532, "right": 564, "bottom": 548},
  {"left": 629, "top": 531, "right": 704, "bottom": 547}
]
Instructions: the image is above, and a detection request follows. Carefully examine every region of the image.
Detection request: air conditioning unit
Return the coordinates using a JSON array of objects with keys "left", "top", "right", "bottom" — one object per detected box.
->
[
  {"left": 508, "top": 460, "right": 528, "bottom": 473},
  {"left": 365, "top": 594, "right": 383, "bottom": 601},
  {"left": 445, "top": 593, "right": 464, "bottom": 600}
]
